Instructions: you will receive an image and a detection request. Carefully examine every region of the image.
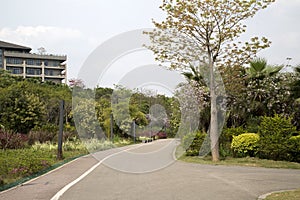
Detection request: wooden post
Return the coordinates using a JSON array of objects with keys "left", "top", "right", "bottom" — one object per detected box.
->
[{"left": 57, "top": 100, "right": 64, "bottom": 160}]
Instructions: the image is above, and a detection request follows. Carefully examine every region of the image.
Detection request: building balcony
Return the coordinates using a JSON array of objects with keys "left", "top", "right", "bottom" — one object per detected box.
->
[
  {"left": 26, "top": 74, "right": 42, "bottom": 78},
  {"left": 11, "top": 73, "right": 23, "bottom": 77},
  {"left": 6, "top": 63, "right": 23, "bottom": 67},
  {"left": 44, "top": 65, "right": 66, "bottom": 70},
  {"left": 4, "top": 51, "right": 66, "bottom": 61},
  {"left": 44, "top": 74, "right": 65, "bottom": 79},
  {"left": 25, "top": 65, "right": 42, "bottom": 69}
]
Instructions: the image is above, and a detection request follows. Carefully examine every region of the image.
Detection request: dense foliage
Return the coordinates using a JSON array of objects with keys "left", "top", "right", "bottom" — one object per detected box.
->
[
  {"left": 182, "top": 131, "right": 206, "bottom": 156},
  {"left": 231, "top": 133, "right": 260, "bottom": 157},
  {"left": 258, "top": 115, "right": 298, "bottom": 161},
  {"left": 0, "top": 70, "right": 180, "bottom": 142}
]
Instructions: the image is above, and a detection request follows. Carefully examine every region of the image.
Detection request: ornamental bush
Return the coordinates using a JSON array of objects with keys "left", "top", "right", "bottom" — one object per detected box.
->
[
  {"left": 231, "top": 133, "right": 260, "bottom": 157},
  {"left": 220, "top": 126, "right": 246, "bottom": 157},
  {"left": 258, "top": 114, "right": 297, "bottom": 161},
  {"left": 0, "top": 129, "right": 28, "bottom": 149},
  {"left": 287, "top": 135, "right": 300, "bottom": 162},
  {"left": 182, "top": 131, "right": 206, "bottom": 156}
]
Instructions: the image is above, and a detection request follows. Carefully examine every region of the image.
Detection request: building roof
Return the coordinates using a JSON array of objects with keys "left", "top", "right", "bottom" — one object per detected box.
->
[{"left": 0, "top": 40, "right": 31, "bottom": 51}]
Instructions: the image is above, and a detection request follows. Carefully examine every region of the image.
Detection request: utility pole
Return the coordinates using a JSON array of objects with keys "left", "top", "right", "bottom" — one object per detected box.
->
[
  {"left": 110, "top": 113, "right": 114, "bottom": 141},
  {"left": 132, "top": 120, "right": 136, "bottom": 143},
  {"left": 57, "top": 100, "right": 64, "bottom": 160}
]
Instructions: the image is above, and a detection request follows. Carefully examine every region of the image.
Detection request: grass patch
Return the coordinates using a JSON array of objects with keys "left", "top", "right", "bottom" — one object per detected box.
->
[
  {"left": 0, "top": 148, "right": 87, "bottom": 190},
  {"left": 264, "top": 189, "right": 300, "bottom": 200},
  {"left": 178, "top": 155, "right": 300, "bottom": 169}
]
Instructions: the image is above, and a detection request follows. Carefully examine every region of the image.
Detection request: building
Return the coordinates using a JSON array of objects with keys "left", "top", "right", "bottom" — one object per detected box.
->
[{"left": 0, "top": 40, "right": 66, "bottom": 84}]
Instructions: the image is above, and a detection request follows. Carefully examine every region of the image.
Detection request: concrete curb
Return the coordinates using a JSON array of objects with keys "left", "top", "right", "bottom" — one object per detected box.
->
[{"left": 257, "top": 189, "right": 295, "bottom": 199}]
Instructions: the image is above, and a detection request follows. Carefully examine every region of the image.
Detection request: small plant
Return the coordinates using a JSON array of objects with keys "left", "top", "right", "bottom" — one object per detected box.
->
[
  {"left": 28, "top": 124, "right": 58, "bottom": 144},
  {"left": 231, "top": 133, "right": 260, "bottom": 157},
  {"left": 0, "top": 129, "right": 28, "bottom": 149},
  {"left": 83, "top": 138, "right": 115, "bottom": 153},
  {"left": 182, "top": 131, "right": 206, "bottom": 156},
  {"left": 63, "top": 138, "right": 86, "bottom": 151},
  {"left": 138, "top": 136, "right": 152, "bottom": 143},
  {"left": 220, "top": 126, "right": 246, "bottom": 157},
  {"left": 31, "top": 141, "right": 57, "bottom": 151}
]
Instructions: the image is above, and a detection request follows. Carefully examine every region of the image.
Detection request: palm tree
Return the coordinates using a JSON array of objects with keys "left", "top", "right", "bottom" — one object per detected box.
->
[
  {"left": 182, "top": 65, "right": 206, "bottom": 86},
  {"left": 246, "top": 58, "right": 283, "bottom": 79}
]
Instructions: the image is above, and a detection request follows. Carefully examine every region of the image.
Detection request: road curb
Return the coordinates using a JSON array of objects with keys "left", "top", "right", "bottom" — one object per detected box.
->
[{"left": 257, "top": 189, "right": 295, "bottom": 199}]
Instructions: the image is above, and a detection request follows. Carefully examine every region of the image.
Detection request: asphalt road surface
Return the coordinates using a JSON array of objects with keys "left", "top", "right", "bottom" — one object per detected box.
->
[{"left": 54, "top": 139, "right": 300, "bottom": 200}]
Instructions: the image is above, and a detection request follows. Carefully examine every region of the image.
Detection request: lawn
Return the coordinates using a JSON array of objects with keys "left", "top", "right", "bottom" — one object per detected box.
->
[
  {"left": 264, "top": 189, "right": 300, "bottom": 200},
  {"left": 0, "top": 147, "right": 88, "bottom": 191},
  {"left": 178, "top": 155, "right": 300, "bottom": 169}
]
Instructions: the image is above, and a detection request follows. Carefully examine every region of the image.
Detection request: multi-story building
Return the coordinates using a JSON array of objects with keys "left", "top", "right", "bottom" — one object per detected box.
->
[{"left": 0, "top": 40, "right": 66, "bottom": 84}]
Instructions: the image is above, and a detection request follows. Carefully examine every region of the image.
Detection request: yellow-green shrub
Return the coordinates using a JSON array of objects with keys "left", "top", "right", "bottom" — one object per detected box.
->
[{"left": 231, "top": 133, "right": 260, "bottom": 157}]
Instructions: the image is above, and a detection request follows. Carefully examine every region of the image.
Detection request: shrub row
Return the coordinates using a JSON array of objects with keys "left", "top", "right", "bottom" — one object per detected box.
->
[
  {"left": 0, "top": 123, "right": 78, "bottom": 149},
  {"left": 182, "top": 115, "right": 300, "bottom": 162}
]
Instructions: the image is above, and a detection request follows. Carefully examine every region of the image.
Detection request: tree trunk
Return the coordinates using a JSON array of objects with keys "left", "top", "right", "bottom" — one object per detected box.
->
[{"left": 208, "top": 52, "right": 220, "bottom": 162}]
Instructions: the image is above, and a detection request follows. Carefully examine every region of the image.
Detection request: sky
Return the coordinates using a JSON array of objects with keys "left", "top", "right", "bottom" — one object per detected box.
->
[{"left": 0, "top": 0, "right": 300, "bottom": 90}]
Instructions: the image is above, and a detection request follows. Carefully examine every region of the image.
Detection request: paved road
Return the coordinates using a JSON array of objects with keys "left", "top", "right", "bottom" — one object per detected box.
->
[
  {"left": 58, "top": 139, "right": 300, "bottom": 200},
  {"left": 1, "top": 139, "right": 300, "bottom": 200}
]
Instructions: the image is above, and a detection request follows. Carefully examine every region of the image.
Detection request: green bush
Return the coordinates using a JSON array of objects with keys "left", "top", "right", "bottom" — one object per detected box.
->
[
  {"left": 0, "top": 176, "right": 4, "bottom": 186},
  {"left": 220, "top": 127, "right": 246, "bottom": 157},
  {"left": 231, "top": 133, "right": 260, "bottom": 157},
  {"left": 258, "top": 114, "right": 297, "bottom": 161},
  {"left": 245, "top": 117, "right": 261, "bottom": 133},
  {"left": 182, "top": 131, "right": 206, "bottom": 156},
  {"left": 287, "top": 135, "right": 300, "bottom": 162}
]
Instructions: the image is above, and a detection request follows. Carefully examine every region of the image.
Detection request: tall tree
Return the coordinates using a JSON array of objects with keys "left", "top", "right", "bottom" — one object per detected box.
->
[{"left": 145, "top": 0, "right": 275, "bottom": 161}]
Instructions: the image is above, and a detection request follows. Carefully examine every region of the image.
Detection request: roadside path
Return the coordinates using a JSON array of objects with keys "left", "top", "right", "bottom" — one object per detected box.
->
[{"left": 1, "top": 140, "right": 300, "bottom": 200}]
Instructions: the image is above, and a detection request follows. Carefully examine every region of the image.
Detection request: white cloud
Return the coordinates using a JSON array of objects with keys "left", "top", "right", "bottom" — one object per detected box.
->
[
  {"left": 0, "top": 26, "right": 83, "bottom": 51},
  {"left": 0, "top": 26, "right": 95, "bottom": 80}
]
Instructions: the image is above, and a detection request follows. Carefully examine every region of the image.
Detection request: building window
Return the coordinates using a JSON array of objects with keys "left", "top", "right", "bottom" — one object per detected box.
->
[
  {"left": 36, "top": 69, "right": 41, "bottom": 75},
  {"left": 12, "top": 68, "right": 23, "bottom": 74},
  {"left": 27, "top": 68, "right": 41, "bottom": 75},
  {"left": 35, "top": 60, "right": 42, "bottom": 66},
  {"left": 48, "top": 60, "right": 60, "bottom": 67},
  {"left": 45, "top": 69, "right": 54, "bottom": 75},
  {"left": 26, "top": 59, "right": 34, "bottom": 65},
  {"left": 26, "top": 59, "right": 42, "bottom": 66},
  {"left": 7, "top": 57, "right": 23, "bottom": 65},
  {"left": 27, "top": 68, "right": 35, "bottom": 75}
]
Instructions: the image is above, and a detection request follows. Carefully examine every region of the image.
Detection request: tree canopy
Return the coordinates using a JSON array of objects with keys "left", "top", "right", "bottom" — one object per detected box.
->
[{"left": 145, "top": 0, "right": 275, "bottom": 161}]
